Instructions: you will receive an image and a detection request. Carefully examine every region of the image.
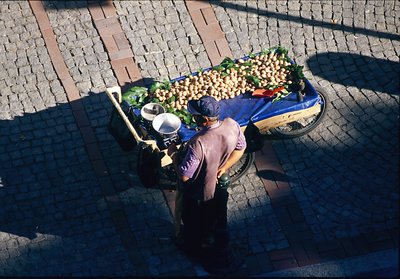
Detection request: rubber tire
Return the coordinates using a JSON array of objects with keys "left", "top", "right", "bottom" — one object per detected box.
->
[
  {"left": 160, "top": 150, "right": 254, "bottom": 189},
  {"left": 269, "top": 85, "right": 329, "bottom": 139},
  {"left": 229, "top": 151, "right": 255, "bottom": 183}
]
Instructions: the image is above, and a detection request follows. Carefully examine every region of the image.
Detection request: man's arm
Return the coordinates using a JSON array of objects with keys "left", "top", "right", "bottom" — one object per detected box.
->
[
  {"left": 170, "top": 152, "right": 190, "bottom": 182},
  {"left": 217, "top": 122, "right": 247, "bottom": 178},
  {"left": 217, "top": 148, "right": 245, "bottom": 178},
  {"left": 168, "top": 143, "right": 198, "bottom": 183}
]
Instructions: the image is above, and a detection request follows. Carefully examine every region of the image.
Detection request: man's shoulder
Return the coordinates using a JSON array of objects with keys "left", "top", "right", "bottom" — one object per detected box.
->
[
  {"left": 187, "top": 135, "right": 202, "bottom": 147},
  {"left": 223, "top": 117, "right": 236, "bottom": 122},
  {"left": 222, "top": 117, "right": 240, "bottom": 127},
  {"left": 186, "top": 136, "right": 204, "bottom": 156}
]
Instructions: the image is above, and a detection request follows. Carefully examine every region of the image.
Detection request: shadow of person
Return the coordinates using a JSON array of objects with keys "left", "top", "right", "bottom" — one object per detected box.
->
[
  {"left": 0, "top": 80, "right": 180, "bottom": 273},
  {"left": 0, "top": 95, "right": 123, "bottom": 241},
  {"left": 42, "top": 0, "right": 110, "bottom": 10},
  {"left": 307, "top": 52, "right": 399, "bottom": 95},
  {"left": 256, "top": 169, "right": 294, "bottom": 183},
  {"left": 0, "top": 76, "right": 163, "bottom": 243}
]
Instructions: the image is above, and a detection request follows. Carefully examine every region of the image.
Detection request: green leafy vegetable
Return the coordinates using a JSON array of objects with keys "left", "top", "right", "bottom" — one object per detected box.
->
[
  {"left": 246, "top": 75, "right": 260, "bottom": 88},
  {"left": 162, "top": 79, "right": 171, "bottom": 90},
  {"left": 122, "top": 86, "right": 148, "bottom": 108},
  {"left": 248, "top": 52, "right": 256, "bottom": 59},
  {"left": 273, "top": 46, "right": 289, "bottom": 56},
  {"left": 212, "top": 65, "right": 224, "bottom": 71},
  {"left": 260, "top": 48, "right": 272, "bottom": 56},
  {"left": 150, "top": 98, "right": 161, "bottom": 103},
  {"left": 220, "top": 57, "right": 235, "bottom": 69},
  {"left": 149, "top": 79, "right": 171, "bottom": 94},
  {"left": 149, "top": 82, "right": 164, "bottom": 94},
  {"left": 241, "top": 61, "right": 254, "bottom": 67},
  {"left": 166, "top": 95, "right": 176, "bottom": 104},
  {"left": 175, "top": 109, "right": 194, "bottom": 125},
  {"left": 286, "top": 63, "right": 305, "bottom": 81},
  {"left": 272, "top": 88, "right": 290, "bottom": 103}
]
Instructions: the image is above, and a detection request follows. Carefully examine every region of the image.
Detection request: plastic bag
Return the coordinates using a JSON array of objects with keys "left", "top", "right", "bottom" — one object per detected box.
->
[
  {"left": 107, "top": 105, "right": 137, "bottom": 152},
  {"left": 244, "top": 121, "right": 263, "bottom": 153}
]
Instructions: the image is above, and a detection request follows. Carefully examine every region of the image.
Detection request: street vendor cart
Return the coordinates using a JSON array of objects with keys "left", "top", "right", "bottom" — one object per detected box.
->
[{"left": 106, "top": 47, "right": 329, "bottom": 187}]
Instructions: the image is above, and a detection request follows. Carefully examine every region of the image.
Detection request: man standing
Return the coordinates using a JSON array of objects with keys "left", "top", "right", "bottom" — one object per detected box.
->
[{"left": 168, "top": 95, "right": 246, "bottom": 274}]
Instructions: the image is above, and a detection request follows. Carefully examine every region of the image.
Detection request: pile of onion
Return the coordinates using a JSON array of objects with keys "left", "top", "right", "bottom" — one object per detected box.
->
[{"left": 148, "top": 49, "right": 297, "bottom": 111}]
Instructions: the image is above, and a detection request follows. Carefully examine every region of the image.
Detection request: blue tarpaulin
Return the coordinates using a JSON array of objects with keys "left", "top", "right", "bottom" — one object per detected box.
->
[{"left": 176, "top": 79, "right": 321, "bottom": 142}]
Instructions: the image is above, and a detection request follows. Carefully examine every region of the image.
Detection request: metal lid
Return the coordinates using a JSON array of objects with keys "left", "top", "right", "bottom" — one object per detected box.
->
[{"left": 140, "top": 103, "right": 165, "bottom": 121}]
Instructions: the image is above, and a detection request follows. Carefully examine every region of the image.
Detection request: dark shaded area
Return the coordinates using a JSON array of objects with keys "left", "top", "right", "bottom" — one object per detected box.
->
[
  {"left": 0, "top": 97, "right": 107, "bottom": 240},
  {"left": 0, "top": 82, "right": 178, "bottom": 274},
  {"left": 0, "top": 75, "right": 172, "bottom": 242},
  {"left": 211, "top": 0, "right": 400, "bottom": 41},
  {"left": 257, "top": 169, "right": 294, "bottom": 183},
  {"left": 353, "top": 266, "right": 399, "bottom": 278},
  {"left": 0, "top": 78, "right": 152, "bottom": 238},
  {"left": 42, "top": 0, "right": 109, "bottom": 10},
  {"left": 307, "top": 52, "right": 400, "bottom": 95},
  {"left": 0, "top": 93, "right": 141, "bottom": 274}
]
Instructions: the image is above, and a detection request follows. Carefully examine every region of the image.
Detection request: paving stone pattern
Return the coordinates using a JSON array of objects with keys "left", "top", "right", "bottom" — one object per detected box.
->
[
  {"left": 0, "top": 0, "right": 398, "bottom": 276},
  {"left": 114, "top": 0, "right": 211, "bottom": 83},
  {"left": 45, "top": 0, "right": 117, "bottom": 95},
  {"left": 45, "top": 1, "right": 192, "bottom": 276},
  {"left": 0, "top": 1, "right": 134, "bottom": 276},
  {"left": 213, "top": 0, "right": 399, "bottom": 240},
  {"left": 113, "top": 2, "right": 284, "bottom": 275},
  {"left": 43, "top": 1, "right": 128, "bottom": 184},
  {"left": 227, "top": 164, "right": 288, "bottom": 253},
  {"left": 0, "top": 1, "right": 65, "bottom": 120}
]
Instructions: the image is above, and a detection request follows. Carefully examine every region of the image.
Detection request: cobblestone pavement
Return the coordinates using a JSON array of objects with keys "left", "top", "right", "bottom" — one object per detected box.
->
[
  {"left": 0, "top": 0, "right": 398, "bottom": 276},
  {"left": 213, "top": 0, "right": 399, "bottom": 240},
  {"left": 0, "top": 1, "right": 135, "bottom": 276}
]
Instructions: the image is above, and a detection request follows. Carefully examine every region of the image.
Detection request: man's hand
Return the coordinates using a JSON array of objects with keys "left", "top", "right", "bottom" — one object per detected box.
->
[
  {"left": 167, "top": 143, "right": 189, "bottom": 183},
  {"left": 217, "top": 149, "right": 245, "bottom": 178},
  {"left": 217, "top": 167, "right": 226, "bottom": 178},
  {"left": 167, "top": 143, "right": 178, "bottom": 157}
]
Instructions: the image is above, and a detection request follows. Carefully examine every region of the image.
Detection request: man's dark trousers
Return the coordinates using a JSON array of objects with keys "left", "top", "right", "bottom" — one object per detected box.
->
[{"left": 181, "top": 186, "right": 229, "bottom": 255}]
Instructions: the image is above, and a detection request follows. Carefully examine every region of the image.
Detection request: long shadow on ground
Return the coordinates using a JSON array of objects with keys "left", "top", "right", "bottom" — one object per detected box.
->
[{"left": 307, "top": 52, "right": 399, "bottom": 95}]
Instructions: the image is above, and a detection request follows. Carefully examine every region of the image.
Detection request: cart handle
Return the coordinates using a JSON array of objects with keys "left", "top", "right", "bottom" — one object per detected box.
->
[
  {"left": 105, "top": 86, "right": 179, "bottom": 167},
  {"left": 105, "top": 86, "right": 144, "bottom": 145}
]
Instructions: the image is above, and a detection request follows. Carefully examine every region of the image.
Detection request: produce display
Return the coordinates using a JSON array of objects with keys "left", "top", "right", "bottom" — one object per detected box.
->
[{"left": 122, "top": 46, "right": 305, "bottom": 125}]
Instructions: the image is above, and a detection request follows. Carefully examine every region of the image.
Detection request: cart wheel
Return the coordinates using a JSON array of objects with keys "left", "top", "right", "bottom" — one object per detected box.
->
[
  {"left": 269, "top": 85, "right": 329, "bottom": 139},
  {"left": 229, "top": 151, "right": 255, "bottom": 184},
  {"left": 158, "top": 150, "right": 254, "bottom": 188}
]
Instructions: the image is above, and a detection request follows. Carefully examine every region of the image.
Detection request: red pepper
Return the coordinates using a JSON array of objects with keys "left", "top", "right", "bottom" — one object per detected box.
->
[
  {"left": 272, "top": 86, "right": 285, "bottom": 94},
  {"left": 252, "top": 89, "right": 268, "bottom": 97},
  {"left": 252, "top": 86, "right": 285, "bottom": 98}
]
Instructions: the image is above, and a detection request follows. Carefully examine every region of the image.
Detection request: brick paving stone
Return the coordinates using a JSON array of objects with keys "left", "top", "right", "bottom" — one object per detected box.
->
[
  {"left": 46, "top": 2, "right": 115, "bottom": 95},
  {"left": 2, "top": 0, "right": 399, "bottom": 276},
  {"left": 114, "top": 1, "right": 211, "bottom": 82},
  {"left": 212, "top": 0, "right": 399, "bottom": 245},
  {"left": 0, "top": 0, "right": 137, "bottom": 276},
  {"left": 41, "top": 1, "right": 147, "bottom": 267}
]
